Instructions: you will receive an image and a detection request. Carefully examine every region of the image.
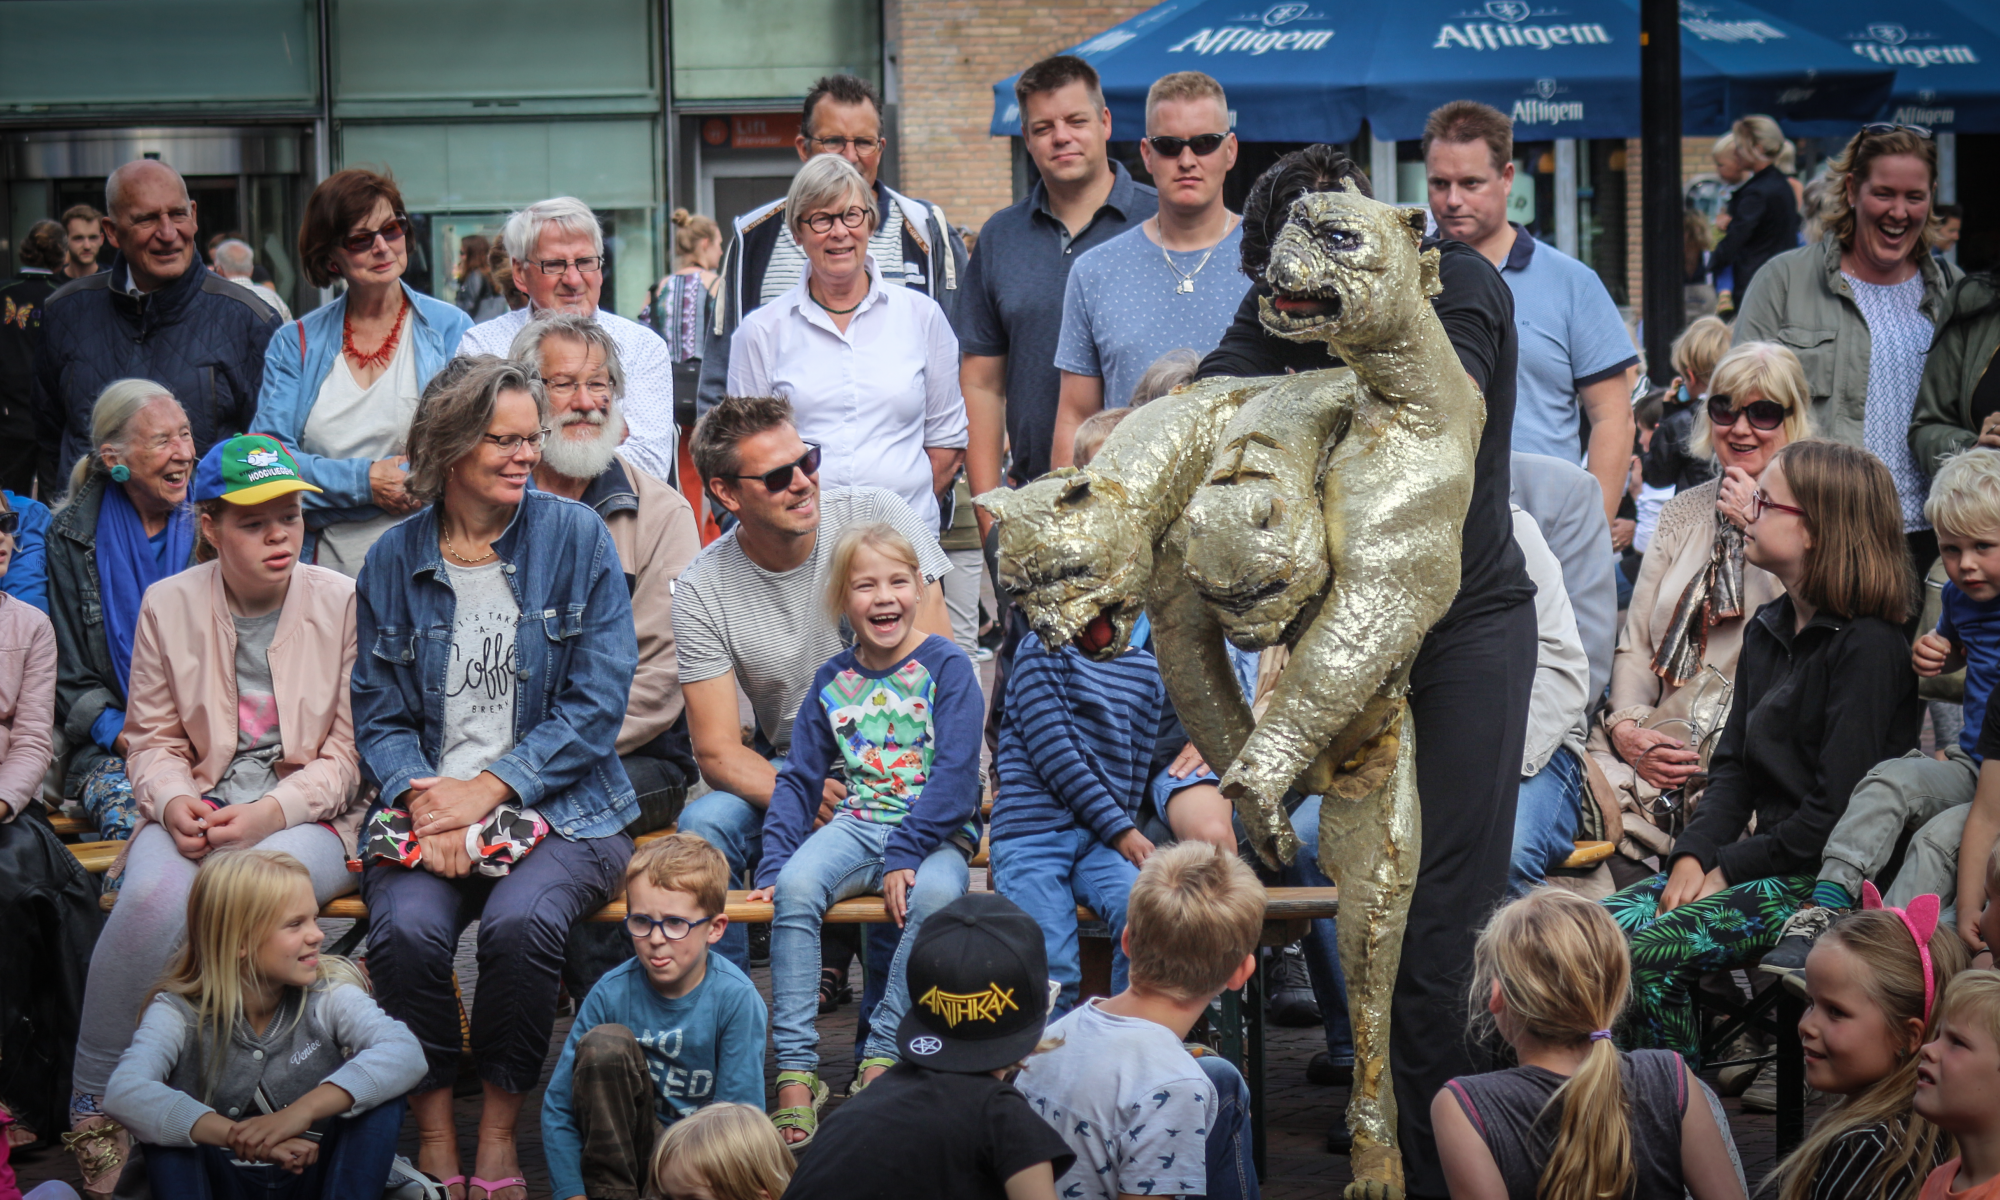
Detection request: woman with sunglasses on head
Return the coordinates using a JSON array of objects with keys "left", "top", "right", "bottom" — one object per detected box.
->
[
  {"left": 250, "top": 169, "right": 473, "bottom": 578},
  {"left": 1734, "top": 124, "right": 1960, "bottom": 585},
  {"left": 1589, "top": 342, "right": 1812, "bottom": 873},
  {"left": 351, "top": 356, "right": 637, "bottom": 1200},
  {"left": 726, "top": 154, "right": 966, "bottom": 530},
  {"left": 1603, "top": 439, "right": 1921, "bottom": 1067}
]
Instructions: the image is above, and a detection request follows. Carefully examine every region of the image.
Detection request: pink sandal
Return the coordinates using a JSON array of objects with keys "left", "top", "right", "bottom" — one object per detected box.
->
[{"left": 469, "top": 1176, "right": 526, "bottom": 1200}]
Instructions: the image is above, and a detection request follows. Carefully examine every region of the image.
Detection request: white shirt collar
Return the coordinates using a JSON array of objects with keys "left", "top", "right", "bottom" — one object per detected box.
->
[{"left": 786, "top": 252, "right": 887, "bottom": 331}]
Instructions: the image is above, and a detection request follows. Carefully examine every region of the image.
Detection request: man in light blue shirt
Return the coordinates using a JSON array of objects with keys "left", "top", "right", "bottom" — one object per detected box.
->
[
  {"left": 1425, "top": 101, "right": 1638, "bottom": 523},
  {"left": 1050, "top": 71, "right": 1250, "bottom": 466}
]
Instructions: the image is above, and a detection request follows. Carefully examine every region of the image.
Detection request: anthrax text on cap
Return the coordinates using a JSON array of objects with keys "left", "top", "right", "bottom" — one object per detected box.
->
[{"left": 896, "top": 891, "right": 1050, "bottom": 1074}]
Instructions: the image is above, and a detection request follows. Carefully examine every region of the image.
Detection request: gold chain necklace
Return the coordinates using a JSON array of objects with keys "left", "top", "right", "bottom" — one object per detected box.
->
[{"left": 441, "top": 520, "right": 496, "bottom": 565}]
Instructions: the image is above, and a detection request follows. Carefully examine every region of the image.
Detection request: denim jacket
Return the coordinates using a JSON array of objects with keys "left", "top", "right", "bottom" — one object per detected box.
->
[
  {"left": 350, "top": 489, "right": 639, "bottom": 839},
  {"left": 250, "top": 282, "right": 472, "bottom": 531}
]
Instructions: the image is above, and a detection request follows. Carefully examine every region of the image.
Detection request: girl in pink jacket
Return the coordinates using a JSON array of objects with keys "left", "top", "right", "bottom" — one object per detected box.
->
[{"left": 66, "top": 436, "right": 367, "bottom": 1196}]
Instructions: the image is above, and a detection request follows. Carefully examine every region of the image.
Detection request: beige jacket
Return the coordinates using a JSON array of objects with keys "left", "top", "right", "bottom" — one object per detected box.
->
[
  {"left": 1589, "top": 480, "right": 1782, "bottom": 851},
  {"left": 597, "top": 454, "right": 701, "bottom": 756},
  {"left": 123, "top": 561, "right": 366, "bottom": 853},
  {"left": 0, "top": 593, "right": 57, "bottom": 818}
]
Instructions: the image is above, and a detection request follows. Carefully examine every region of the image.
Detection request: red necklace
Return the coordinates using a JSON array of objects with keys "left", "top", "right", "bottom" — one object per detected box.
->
[{"left": 343, "top": 295, "right": 411, "bottom": 371}]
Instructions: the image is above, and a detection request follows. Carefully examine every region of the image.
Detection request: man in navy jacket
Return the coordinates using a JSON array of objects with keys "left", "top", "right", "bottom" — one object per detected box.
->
[{"left": 36, "top": 159, "right": 281, "bottom": 482}]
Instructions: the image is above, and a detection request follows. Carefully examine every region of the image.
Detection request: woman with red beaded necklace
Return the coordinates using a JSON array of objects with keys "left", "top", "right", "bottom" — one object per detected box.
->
[{"left": 250, "top": 169, "right": 472, "bottom": 577}]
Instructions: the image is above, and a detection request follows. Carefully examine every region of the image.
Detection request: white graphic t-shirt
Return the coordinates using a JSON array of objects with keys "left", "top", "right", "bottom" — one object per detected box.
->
[{"left": 438, "top": 560, "right": 519, "bottom": 780}]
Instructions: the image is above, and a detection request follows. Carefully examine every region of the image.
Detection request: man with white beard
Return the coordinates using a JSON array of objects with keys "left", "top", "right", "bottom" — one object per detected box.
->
[{"left": 509, "top": 314, "right": 702, "bottom": 833}]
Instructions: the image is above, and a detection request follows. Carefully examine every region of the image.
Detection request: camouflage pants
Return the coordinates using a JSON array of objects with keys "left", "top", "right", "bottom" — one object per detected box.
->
[{"left": 569, "top": 1024, "right": 666, "bottom": 1200}]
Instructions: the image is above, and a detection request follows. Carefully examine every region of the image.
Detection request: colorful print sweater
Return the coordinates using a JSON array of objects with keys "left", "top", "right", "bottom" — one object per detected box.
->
[{"left": 757, "top": 634, "right": 983, "bottom": 885}]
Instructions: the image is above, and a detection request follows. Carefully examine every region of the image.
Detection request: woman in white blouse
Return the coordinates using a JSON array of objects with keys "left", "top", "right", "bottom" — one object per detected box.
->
[{"left": 726, "top": 155, "right": 966, "bottom": 526}]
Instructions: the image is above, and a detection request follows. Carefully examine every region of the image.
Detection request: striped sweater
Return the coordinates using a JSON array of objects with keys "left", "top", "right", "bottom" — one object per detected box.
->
[{"left": 992, "top": 632, "right": 1184, "bottom": 846}]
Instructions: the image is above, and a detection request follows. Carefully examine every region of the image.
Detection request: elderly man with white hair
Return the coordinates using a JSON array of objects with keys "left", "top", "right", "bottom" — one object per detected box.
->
[
  {"left": 209, "top": 238, "right": 291, "bottom": 320},
  {"left": 458, "top": 196, "right": 680, "bottom": 485},
  {"left": 509, "top": 312, "right": 700, "bottom": 828}
]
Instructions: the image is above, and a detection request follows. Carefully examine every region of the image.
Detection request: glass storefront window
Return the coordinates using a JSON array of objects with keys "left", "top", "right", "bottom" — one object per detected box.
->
[{"left": 670, "top": 0, "right": 879, "bottom": 100}]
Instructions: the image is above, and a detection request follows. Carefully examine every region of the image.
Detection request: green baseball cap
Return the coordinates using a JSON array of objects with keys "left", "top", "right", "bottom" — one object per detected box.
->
[{"left": 193, "top": 434, "right": 323, "bottom": 506}]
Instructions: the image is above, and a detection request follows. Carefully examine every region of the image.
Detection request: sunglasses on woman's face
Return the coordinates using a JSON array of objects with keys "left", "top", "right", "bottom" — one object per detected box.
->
[
  {"left": 724, "top": 444, "right": 822, "bottom": 492},
  {"left": 0, "top": 511, "right": 15, "bottom": 537},
  {"left": 341, "top": 215, "right": 411, "bottom": 254},
  {"left": 1707, "top": 394, "right": 1789, "bottom": 432}
]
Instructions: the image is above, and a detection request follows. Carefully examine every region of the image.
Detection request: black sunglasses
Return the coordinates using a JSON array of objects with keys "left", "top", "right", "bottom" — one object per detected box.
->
[
  {"left": 724, "top": 444, "right": 822, "bottom": 492},
  {"left": 341, "top": 215, "right": 411, "bottom": 254},
  {"left": 1861, "top": 121, "right": 1933, "bottom": 140},
  {"left": 1146, "top": 133, "right": 1229, "bottom": 158},
  {"left": 624, "top": 912, "right": 715, "bottom": 941},
  {"left": 0, "top": 511, "right": 15, "bottom": 537},
  {"left": 1707, "top": 394, "right": 1789, "bottom": 431}
]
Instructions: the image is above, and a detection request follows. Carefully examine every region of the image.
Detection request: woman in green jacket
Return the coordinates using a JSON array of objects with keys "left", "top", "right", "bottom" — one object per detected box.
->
[{"left": 1908, "top": 272, "right": 2000, "bottom": 477}]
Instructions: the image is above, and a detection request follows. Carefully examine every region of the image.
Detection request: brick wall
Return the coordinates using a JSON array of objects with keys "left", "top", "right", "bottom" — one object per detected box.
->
[
  {"left": 893, "top": 0, "right": 1152, "bottom": 229},
  {"left": 1625, "top": 135, "right": 1732, "bottom": 350}
]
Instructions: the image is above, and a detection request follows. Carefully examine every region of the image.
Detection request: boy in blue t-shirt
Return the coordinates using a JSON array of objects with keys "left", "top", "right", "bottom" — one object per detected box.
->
[
  {"left": 1763, "top": 448, "right": 2000, "bottom": 980},
  {"left": 541, "top": 833, "right": 767, "bottom": 1200}
]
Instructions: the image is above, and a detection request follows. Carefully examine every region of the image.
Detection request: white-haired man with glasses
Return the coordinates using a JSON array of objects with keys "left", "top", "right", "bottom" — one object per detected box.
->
[
  {"left": 459, "top": 196, "right": 680, "bottom": 486},
  {"left": 696, "top": 73, "right": 968, "bottom": 420}
]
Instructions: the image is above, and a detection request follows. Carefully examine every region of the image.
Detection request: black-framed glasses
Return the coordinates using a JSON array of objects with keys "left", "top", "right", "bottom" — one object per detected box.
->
[
  {"left": 624, "top": 912, "right": 716, "bottom": 941},
  {"left": 800, "top": 207, "right": 871, "bottom": 235},
  {"left": 724, "top": 444, "right": 822, "bottom": 491},
  {"left": 1751, "top": 488, "right": 1808, "bottom": 522},
  {"left": 341, "top": 216, "right": 411, "bottom": 254},
  {"left": 0, "top": 511, "right": 16, "bottom": 537},
  {"left": 808, "top": 135, "right": 884, "bottom": 156},
  {"left": 1146, "top": 133, "right": 1229, "bottom": 158},
  {"left": 1861, "top": 121, "right": 1933, "bottom": 140},
  {"left": 533, "top": 255, "right": 604, "bottom": 276},
  {"left": 481, "top": 427, "right": 552, "bottom": 454},
  {"left": 1707, "top": 394, "right": 1789, "bottom": 431}
]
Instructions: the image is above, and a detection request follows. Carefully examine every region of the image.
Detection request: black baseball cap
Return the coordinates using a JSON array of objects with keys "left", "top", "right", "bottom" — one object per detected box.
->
[{"left": 896, "top": 892, "right": 1050, "bottom": 1074}]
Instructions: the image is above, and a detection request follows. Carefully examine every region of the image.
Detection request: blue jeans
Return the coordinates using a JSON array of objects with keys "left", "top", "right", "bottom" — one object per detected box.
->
[
  {"left": 771, "top": 815, "right": 969, "bottom": 1070},
  {"left": 675, "top": 786, "right": 771, "bottom": 971},
  {"left": 1510, "top": 746, "right": 1584, "bottom": 897},
  {"left": 1199, "top": 1054, "right": 1260, "bottom": 1200},
  {"left": 143, "top": 1097, "right": 405, "bottom": 1199},
  {"left": 989, "top": 827, "right": 1139, "bottom": 1016},
  {"left": 1286, "top": 796, "right": 1354, "bottom": 1064}
]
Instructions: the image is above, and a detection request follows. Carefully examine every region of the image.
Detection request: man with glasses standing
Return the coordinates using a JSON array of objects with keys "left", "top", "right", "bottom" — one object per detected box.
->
[
  {"left": 1049, "top": 71, "right": 1246, "bottom": 462},
  {"left": 459, "top": 196, "right": 681, "bottom": 486},
  {"left": 38, "top": 159, "right": 282, "bottom": 480},
  {"left": 695, "top": 73, "right": 969, "bottom": 419}
]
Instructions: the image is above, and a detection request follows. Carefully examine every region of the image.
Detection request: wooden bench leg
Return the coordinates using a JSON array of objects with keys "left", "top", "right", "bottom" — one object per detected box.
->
[{"left": 1777, "top": 990, "right": 1806, "bottom": 1155}]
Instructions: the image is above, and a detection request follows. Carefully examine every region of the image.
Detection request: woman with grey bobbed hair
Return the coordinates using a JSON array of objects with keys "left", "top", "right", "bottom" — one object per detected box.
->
[
  {"left": 728, "top": 153, "right": 967, "bottom": 527},
  {"left": 48, "top": 378, "right": 197, "bottom": 838},
  {"left": 351, "top": 354, "right": 639, "bottom": 1198}
]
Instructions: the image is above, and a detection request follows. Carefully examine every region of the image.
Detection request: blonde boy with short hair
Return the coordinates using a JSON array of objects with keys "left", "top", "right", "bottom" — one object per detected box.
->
[
  {"left": 542, "top": 833, "right": 768, "bottom": 1200},
  {"left": 1913, "top": 971, "right": 2000, "bottom": 1197},
  {"left": 1015, "top": 841, "right": 1266, "bottom": 1200},
  {"left": 1763, "top": 448, "right": 2000, "bottom": 980}
]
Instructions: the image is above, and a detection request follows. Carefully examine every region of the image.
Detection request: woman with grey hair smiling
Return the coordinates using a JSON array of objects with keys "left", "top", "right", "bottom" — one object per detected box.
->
[
  {"left": 350, "top": 355, "right": 639, "bottom": 1200},
  {"left": 727, "top": 153, "right": 967, "bottom": 527}
]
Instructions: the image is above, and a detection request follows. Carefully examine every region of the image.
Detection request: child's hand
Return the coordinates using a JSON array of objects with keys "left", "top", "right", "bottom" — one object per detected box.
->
[
  {"left": 265, "top": 1137, "right": 319, "bottom": 1174},
  {"left": 162, "top": 795, "right": 211, "bottom": 861},
  {"left": 817, "top": 778, "right": 846, "bottom": 829},
  {"left": 200, "top": 797, "right": 286, "bottom": 850},
  {"left": 744, "top": 886, "right": 775, "bottom": 904},
  {"left": 883, "top": 869, "right": 917, "bottom": 927},
  {"left": 1113, "top": 827, "right": 1156, "bottom": 868},
  {"left": 228, "top": 1107, "right": 313, "bottom": 1163},
  {"left": 1168, "top": 742, "right": 1209, "bottom": 779},
  {"left": 1959, "top": 913, "right": 1988, "bottom": 956},
  {"left": 1913, "top": 631, "right": 1956, "bottom": 678}
]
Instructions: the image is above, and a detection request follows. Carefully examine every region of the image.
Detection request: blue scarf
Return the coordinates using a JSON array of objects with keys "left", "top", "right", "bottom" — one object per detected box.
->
[{"left": 95, "top": 480, "right": 194, "bottom": 695}]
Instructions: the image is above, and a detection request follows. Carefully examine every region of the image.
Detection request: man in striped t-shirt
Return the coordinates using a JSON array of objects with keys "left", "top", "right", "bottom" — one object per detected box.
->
[{"left": 672, "top": 394, "right": 953, "bottom": 971}]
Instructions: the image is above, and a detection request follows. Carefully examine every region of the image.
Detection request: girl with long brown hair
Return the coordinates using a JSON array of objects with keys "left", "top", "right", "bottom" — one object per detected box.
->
[{"left": 1434, "top": 889, "right": 1745, "bottom": 1199}]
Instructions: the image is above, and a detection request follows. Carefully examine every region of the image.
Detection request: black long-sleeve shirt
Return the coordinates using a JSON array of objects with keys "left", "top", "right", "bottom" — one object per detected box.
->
[
  {"left": 1673, "top": 594, "right": 1920, "bottom": 883},
  {"left": 1709, "top": 165, "right": 1801, "bottom": 305}
]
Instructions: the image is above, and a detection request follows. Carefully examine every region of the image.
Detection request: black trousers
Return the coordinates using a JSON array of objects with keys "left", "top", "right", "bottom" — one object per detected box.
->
[{"left": 1391, "top": 600, "right": 1537, "bottom": 1198}]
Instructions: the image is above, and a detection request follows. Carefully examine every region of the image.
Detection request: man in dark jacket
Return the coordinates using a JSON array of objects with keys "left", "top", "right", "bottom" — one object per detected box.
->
[
  {"left": 0, "top": 220, "right": 68, "bottom": 496},
  {"left": 36, "top": 159, "right": 281, "bottom": 482}
]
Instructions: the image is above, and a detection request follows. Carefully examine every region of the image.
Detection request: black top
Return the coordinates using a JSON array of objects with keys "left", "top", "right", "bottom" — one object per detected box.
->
[
  {"left": 1970, "top": 342, "right": 2000, "bottom": 432},
  {"left": 1445, "top": 1050, "right": 1688, "bottom": 1200},
  {"left": 957, "top": 161, "right": 1159, "bottom": 485},
  {"left": 789, "top": 1064, "right": 1076, "bottom": 1200},
  {"left": 0, "top": 269, "right": 60, "bottom": 443},
  {"left": 1807, "top": 1119, "right": 1945, "bottom": 1200},
  {"left": 1197, "top": 236, "right": 1535, "bottom": 628},
  {"left": 1710, "top": 165, "right": 1802, "bottom": 304},
  {"left": 1673, "top": 594, "right": 1922, "bottom": 882}
]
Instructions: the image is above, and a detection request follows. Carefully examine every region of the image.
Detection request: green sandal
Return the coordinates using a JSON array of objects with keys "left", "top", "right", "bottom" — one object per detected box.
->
[
  {"left": 848, "top": 1056, "right": 898, "bottom": 1097},
  {"left": 771, "top": 1070, "right": 830, "bottom": 1149}
]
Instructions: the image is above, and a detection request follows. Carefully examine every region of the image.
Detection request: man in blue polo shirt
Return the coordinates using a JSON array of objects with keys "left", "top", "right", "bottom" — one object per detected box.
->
[
  {"left": 1424, "top": 101, "right": 1637, "bottom": 524},
  {"left": 960, "top": 55, "right": 1158, "bottom": 521}
]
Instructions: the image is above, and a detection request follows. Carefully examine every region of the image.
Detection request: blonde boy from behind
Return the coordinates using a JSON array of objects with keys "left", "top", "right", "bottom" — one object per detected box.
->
[{"left": 1015, "top": 841, "right": 1265, "bottom": 1200}]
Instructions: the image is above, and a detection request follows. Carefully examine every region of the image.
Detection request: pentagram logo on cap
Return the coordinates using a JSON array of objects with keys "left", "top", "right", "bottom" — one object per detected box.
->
[{"left": 895, "top": 893, "right": 1050, "bottom": 1074}]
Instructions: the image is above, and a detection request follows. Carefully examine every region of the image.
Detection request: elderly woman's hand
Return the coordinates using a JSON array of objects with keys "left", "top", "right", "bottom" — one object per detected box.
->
[
  {"left": 1717, "top": 465, "right": 1758, "bottom": 529},
  {"left": 1610, "top": 719, "right": 1703, "bottom": 791},
  {"left": 369, "top": 456, "right": 419, "bottom": 514},
  {"left": 406, "top": 772, "right": 511, "bottom": 838}
]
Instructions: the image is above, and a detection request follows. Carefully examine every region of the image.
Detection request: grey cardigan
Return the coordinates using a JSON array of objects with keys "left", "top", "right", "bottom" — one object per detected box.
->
[
  {"left": 1733, "top": 237, "right": 1958, "bottom": 448},
  {"left": 104, "top": 983, "right": 422, "bottom": 1148}
]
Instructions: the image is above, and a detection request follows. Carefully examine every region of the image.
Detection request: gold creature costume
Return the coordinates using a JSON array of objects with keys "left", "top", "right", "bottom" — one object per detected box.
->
[{"left": 979, "top": 184, "right": 1485, "bottom": 1200}]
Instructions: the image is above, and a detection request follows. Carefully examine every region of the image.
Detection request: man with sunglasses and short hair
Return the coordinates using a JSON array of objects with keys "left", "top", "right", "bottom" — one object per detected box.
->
[
  {"left": 671, "top": 394, "right": 954, "bottom": 972},
  {"left": 459, "top": 196, "right": 682, "bottom": 486},
  {"left": 38, "top": 158, "right": 282, "bottom": 479},
  {"left": 1049, "top": 71, "right": 1248, "bottom": 465},
  {"left": 696, "top": 74, "right": 969, "bottom": 420}
]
